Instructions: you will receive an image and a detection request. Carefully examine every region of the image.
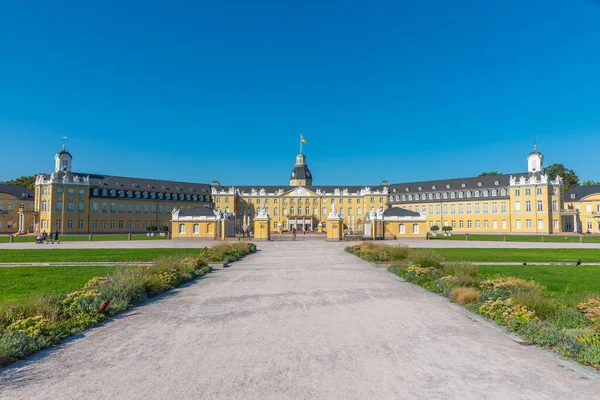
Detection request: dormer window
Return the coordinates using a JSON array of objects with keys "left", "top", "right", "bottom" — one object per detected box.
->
[
  {"left": 446, "top": 184, "right": 450, "bottom": 189},
  {"left": 494, "top": 181, "right": 499, "bottom": 185},
  {"left": 418, "top": 186, "right": 422, "bottom": 191},
  {"left": 432, "top": 185, "right": 436, "bottom": 190},
  {"left": 93, "top": 189, "right": 99, "bottom": 196},
  {"left": 462, "top": 183, "right": 466, "bottom": 188},
  {"left": 477, "top": 182, "right": 482, "bottom": 187},
  {"left": 405, "top": 188, "right": 409, "bottom": 192},
  {"left": 571, "top": 194, "right": 576, "bottom": 199},
  {"left": 102, "top": 189, "right": 107, "bottom": 196}
]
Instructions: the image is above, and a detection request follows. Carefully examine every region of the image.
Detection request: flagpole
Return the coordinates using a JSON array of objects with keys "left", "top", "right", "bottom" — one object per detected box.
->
[{"left": 300, "top": 134, "right": 302, "bottom": 154}]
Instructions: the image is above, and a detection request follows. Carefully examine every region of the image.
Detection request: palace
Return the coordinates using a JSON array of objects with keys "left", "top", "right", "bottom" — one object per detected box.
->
[{"left": 5, "top": 143, "right": 597, "bottom": 238}]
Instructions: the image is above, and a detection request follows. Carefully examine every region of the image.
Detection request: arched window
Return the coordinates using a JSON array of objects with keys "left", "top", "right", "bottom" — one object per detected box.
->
[
  {"left": 443, "top": 193, "right": 448, "bottom": 199},
  {"left": 459, "top": 192, "right": 464, "bottom": 199},
  {"left": 491, "top": 189, "right": 497, "bottom": 196},
  {"left": 451, "top": 192, "right": 456, "bottom": 199},
  {"left": 179, "top": 224, "right": 185, "bottom": 234},
  {"left": 483, "top": 190, "right": 489, "bottom": 197},
  {"left": 466, "top": 191, "right": 472, "bottom": 198},
  {"left": 435, "top": 193, "right": 440, "bottom": 199},
  {"left": 501, "top": 189, "right": 507, "bottom": 196},
  {"left": 305, "top": 206, "right": 310, "bottom": 215},
  {"left": 290, "top": 207, "right": 294, "bottom": 215},
  {"left": 193, "top": 224, "right": 199, "bottom": 234},
  {"left": 297, "top": 206, "right": 302, "bottom": 215},
  {"left": 412, "top": 224, "right": 419, "bottom": 234},
  {"left": 475, "top": 190, "right": 480, "bottom": 197},
  {"left": 408, "top": 194, "right": 413, "bottom": 201},
  {"left": 428, "top": 193, "right": 433, "bottom": 200},
  {"left": 402, "top": 195, "right": 406, "bottom": 201},
  {"left": 41, "top": 200, "right": 47, "bottom": 211}
]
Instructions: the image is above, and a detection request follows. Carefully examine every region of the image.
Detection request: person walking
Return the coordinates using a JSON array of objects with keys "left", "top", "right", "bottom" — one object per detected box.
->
[
  {"left": 54, "top": 229, "right": 60, "bottom": 244},
  {"left": 41, "top": 231, "right": 47, "bottom": 244},
  {"left": 292, "top": 227, "right": 297, "bottom": 241}
]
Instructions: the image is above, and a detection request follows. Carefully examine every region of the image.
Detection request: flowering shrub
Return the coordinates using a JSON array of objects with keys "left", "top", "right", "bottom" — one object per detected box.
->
[
  {"left": 578, "top": 298, "right": 600, "bottom": 324},
  {"left": 406, "top": 264, "right": 436, "bottom": 277},
  {"left": 6, "top": 316, "right": 51, "bottom": 337},
  {"left": 576, "top": 333, "right": 600, "bottom": 347},
  {"left": 478, "top": 298, "right": 536, "bottom": 324},
  {"left": 84, "top": 276, "right": 109, "bottom": 290},
  {"left": 440, "top": 275, "right": 460, "bottom": 288},
  {"left": 60, "top": 290, "right": 102, "bottom": 317},
  {"left": 479, "top": 277, "right": 539, "bottom": 292}
]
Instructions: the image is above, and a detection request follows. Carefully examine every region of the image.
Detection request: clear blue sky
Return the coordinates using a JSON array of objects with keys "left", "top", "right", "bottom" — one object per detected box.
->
[{"left": 1, "top": 0, "right": 599, "bottom": 185}]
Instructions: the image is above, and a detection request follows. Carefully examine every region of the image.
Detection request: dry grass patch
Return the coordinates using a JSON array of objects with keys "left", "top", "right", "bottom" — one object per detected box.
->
[{"left": 451, "top": 287, "right": 481, "bottom": 305}]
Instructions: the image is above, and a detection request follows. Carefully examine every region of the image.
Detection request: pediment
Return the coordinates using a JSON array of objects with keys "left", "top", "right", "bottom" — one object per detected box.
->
[{"left": 284, "top": 187, "right": 318, "bottom": 197}]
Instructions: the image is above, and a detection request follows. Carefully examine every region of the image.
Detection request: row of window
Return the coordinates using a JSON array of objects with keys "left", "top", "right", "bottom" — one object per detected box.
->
[
  {"left": 403, "top": 200, "right": 560, "bottom": 215},
  {"left": 40, "top": 219, "right": 165, "bottom": 230},
  {"left": 228, "top": 197, "right": 383, "bottom": 205},
  {"left": 397, "top": 224, "right": 421, "bottom": 234},
  {"left": 392, "top": 189, "right": 508, "bottom": 202},
  {"left": 91, "top": 188, "right": 209, "bottom": 201},
  {"left": 514, "top": 188, "right": 558, "bottom": 196},
  {"left": 41, "top": 188, "right": 85, "bottom": 196},
  {"left": 418, "top": 219, "right": 558, "bottom": 230},
  {"left": 229, "top": 206, "right": 374, "bottom": 217}
]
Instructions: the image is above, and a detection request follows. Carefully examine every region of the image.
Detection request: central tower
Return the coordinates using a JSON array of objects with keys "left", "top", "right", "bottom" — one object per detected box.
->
[{"left": 289, "top": 151, "right": 313, "bottom": 186}]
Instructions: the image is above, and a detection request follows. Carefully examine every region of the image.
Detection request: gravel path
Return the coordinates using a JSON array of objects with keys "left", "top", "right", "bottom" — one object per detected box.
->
[{"left": 1, "top": 241, "right": 598, "bottom": 399}]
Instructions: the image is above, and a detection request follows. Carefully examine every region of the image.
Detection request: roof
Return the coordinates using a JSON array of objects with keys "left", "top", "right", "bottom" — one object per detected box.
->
[
  {"left": 565, "top": 185, "right": 600, "bottom": 201},
  {"left": 290, "top": 165, "right": 312, "bottom": 180},
  {"left": 0, "top": 184, "right": 34, "bottom": 200},
  {"left": 213, "top": 185, "right": 386, "bottom": 195},
  {"left": 56, "top": 150, "right": 72, "bottom": 158},
  {"left": 78, "top": 173, "right": 212, "bottom": 196},
  {"left": 180, "top": 207, "right": 215, "bottom": 217},
  {"left": 383, "top": 207, "right": 421, "bottom": 217}
]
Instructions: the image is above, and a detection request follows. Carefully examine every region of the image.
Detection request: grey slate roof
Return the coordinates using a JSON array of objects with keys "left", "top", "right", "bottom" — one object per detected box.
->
[
  {"left": 78, "top": 173, "right": 212, "bottom": 197},
  {"left": 0, "top": 184, "right": 34, "bottom": 200},
  {"left": 180, "top": 206, "right": 215, "bottom": 216},
  {"left": 290, "top": 165, "right": 312, "bottom": 180},
  {"left": 565, "top": 185, "right": 600, "bottom": 201},
  {"left": 214, "top": 185, "right": 386, "bottom": 195},
  {"left": 383, "top": 207, "right": 421, "bottom": 217}
]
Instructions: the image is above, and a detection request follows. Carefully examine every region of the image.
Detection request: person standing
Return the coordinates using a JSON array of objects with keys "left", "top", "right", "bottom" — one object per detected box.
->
[
  {"left": 54, "top": 229, "right": 60, "bottom": 244},
  {"left": 292, "top": 227, "right": 297, "bottom": 240},
  {"left": 42, "top": 231, "right": 47, "bottom": 244}
]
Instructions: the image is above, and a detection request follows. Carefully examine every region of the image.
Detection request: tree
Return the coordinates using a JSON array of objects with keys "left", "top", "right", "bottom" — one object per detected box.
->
[
  {"left": 0, "top": 175, "right": 36, "bottom": 190},
  {"left": 545, "top": 164, "right": 579, "bottom": 192},
  {"left": 581, "top": 180, "right": 600, "bottom": 186},
  {"left": 479, "top": 171, "right": 501, "bottom": 176}
]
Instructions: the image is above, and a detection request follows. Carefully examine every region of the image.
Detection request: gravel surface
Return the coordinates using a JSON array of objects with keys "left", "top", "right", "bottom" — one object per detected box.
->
[{"left": 1, "top": 241, "right": 598, "bottom": 399}]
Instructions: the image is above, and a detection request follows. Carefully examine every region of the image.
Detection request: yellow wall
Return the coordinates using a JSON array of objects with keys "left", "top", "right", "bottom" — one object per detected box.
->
[
  {"left": 0, "top": 193, "right": 35, "bottom": 234},
  {"left": 566, "top": 193, "right": 600, "bottom": 234},
  {"left": 171, "top": 220, "right": 216, "bottom": 239},
  {"left": 383, "top": 221, "right": 427, "bottom": 239}
]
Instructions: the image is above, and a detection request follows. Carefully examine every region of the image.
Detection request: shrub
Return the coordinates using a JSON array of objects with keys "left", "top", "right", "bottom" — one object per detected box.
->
[
  {"left": 442, "top": 261, "right": 479, "bottom": 287},
  {"left": 451, "top": 287, "right": 481, "bottom": 305},
  {"left": 513, "top": 290, "right": 556, "bottom": 319},
  {"left": 479, "top": 276, "right": 540, "bottom": 292},
  {"left": 409, "top": 249, "right": 444, "bottom": 269},
  {"left": 478, "top": 298, "right": 536, "bottom": 324},
  {"left": 549, "top": 308, "right": 594, "bottom": 330},
  {"left": 0, "top": 295, "right": 61, "bottom": 329},
  {"left": 578, "top": 298, "right": 600, "bottom": 324}
]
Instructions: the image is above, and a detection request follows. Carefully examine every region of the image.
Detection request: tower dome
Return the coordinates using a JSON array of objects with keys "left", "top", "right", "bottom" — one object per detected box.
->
[
  {"left": 54, "top": 144, "right": 73, "bottom": 173},
  {"left": 527, "top": 145, "right": 544, "bottom": 174},
  {"left": 289, "top": 152, "right": 313, "bottom": 186}
]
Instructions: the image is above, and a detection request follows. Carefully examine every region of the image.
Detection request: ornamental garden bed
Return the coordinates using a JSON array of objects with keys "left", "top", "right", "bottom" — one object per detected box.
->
[
  {"left": 0, "top": 242, "right": 257, "bottom": 368},
  {"left": 345, "top": 243, "right": 600, "bottom": 370}
]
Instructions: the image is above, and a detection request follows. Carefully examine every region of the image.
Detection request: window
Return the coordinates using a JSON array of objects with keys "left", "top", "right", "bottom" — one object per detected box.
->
[
  {"left": 501, "top": 220, "right": 507, "bottom": 229},
  {"left": 136, "top": 205, "right": 141, "bottom": 214},
  {"left": 55, "top": 219, "right": 62, "bottom": 229},
  {"left": 537, "top": 200, "right": 543, "bottom": 212},
  {"left": 467, "top": 220, "right": 472, "bottom": 229},
  {"left": 101, "top": 202, "right": 107, "bottom": 212},
  {"left": 41, "top": 200, "right": 47, "bottom": 211},
  {"left": 451, "top": 204, "right": 455, "bottom": 214},
  {"left": 67, "top": 199, "right": 74, "bottom": 211},
  {"left": 57, "top": 188, "right": 63, "bottom": 195},
  {"left": 435, "top": 205, "right": 440, "bottom": 214},
  {"left": 348, "top": 207, "right": 352, "bottom": 217},
  {"left": 459, "top": 220, "right": 464, "bottom": 229},
  {"left": 526, "top": 219, "right": 532, "bottom": 229},
  {"left": 79, "top": 201, "right": 85, "bottom": 212},
  {"left": 475, "top": 190, "right": 480, "bottom": 198},
  {"left": 526, "top": 201, "right": 532, "bottom": 212},
  {"left": 491, "top": 202, "right": 497, "bottom": 212},
  {"left": 538, "top": 219, "right": 543, "bottom": 229},
  {"left": 428, "top": 205, "right": 433, "bottom": 214},
  {"left": 92, "top": 220, "right": 97, "bottom": 229},
  {"left": 552, "top": 201, "right": 558, "bottom": 211},
  {"left": 475, "top": 204, "right": 480, "bottom": 213},
  {"left": 459, "top": 192, "right": 464, "bottom": 199},
  {"left": 525, "top": 189, "right": 531, "bottom": 196},
  {"left": 536, "top": 188, "right": 543, "bottom": 195},
  {"left": 78, "top": 220, "right": 84, "bottom": 229},
  {"left": 339, "top": 207, "right": 344, "bottom": 217},
  {"left": 128, "top": 204, "right": 133, "bottom": 213},
  {"left": 273, "top": 207, "right": 278, "bottom": 217},
  {"left": 554, "top": 220, "right": 558, "bottom": 230},
  {"left": 476, "top": 220, "right": 481, "bottom": 229},
  {"left": 110, "top": 203, "right": 116, "bottom": 213},
  {"left": 306, "top": 206, "right": 310, "bottom": 215},
  {"left": 118, "top": 220, "right": 123, "bottom": 229},
  {"left": 399, "top": 224, "right": 405, "bottom": 234},
  {"left": 67, "top": 220, "right": 73, "bottom": 229},
  {"left": 179, "top": 224, "right": 185, "bottom": 234},
  {"left": 193, "top": 224, "right": 199, "bottom": 234},
  {"left": 515, "top": 201, "right": 521, "bottom": 212},
  {"left": 501, "top": 202, "right": 507, "bottom": 212},
  {"left": 451, "top": 221, "right": 456, "bottom": 229},
  {"left": 370, "top": 197, "right": 374, "bottom": 203},
  {"left": 322, "top": 207, "right": 326, "bottom": 216},
  {"left": 135, "top": 221, "right": 140, "bottom": 229},
  {"left": 412, "top": 224, "right": 419, "bottom": 234},
  {"left": 56, "top": 199, "right": 62, "bottom": 211},
  {"left": 483, "top": 203, "right": 488, "bottom": 213},
  {"left": 491, "top": 189, "right": 497, "bottom": 196},
  {"left": 443, "top": 204, "right": 448, "bottom": 214},
  {"left": 144, "top": 204, "right": 148, "bottom": 214},
  {"left": 289, "top": 207, "right": 294, "bottom": 215},
  {"left": 127, "top": 221, "right": 132, "bottom": 229},
  {"left": 516, "top": 219, "right": 521, "bottom": 229},
  {"left": 458, "top": 204, "right": 464, "bottom": 214},
  {"left": 466, "top": 204, "right": 472, "bottom": 214}
]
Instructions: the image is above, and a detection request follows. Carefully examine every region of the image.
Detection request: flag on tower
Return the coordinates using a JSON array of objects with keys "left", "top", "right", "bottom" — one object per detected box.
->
[{"left": 301, "top": 135, "right": 306, "bottom": 143}]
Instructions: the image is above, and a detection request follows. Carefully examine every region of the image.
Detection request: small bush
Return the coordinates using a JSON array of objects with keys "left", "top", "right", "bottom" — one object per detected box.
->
[
  {"left": 480, "top": 276, "right": 540, "bottom": 292},
  {"left": 442, "top": 261, "right": 479, "bottom": 287},
  {"left": 409, "top": 249, "right": 444, "bottom": 269},
  {"left": 513, "top": 290, "right": 556, "bottom": 319},
  {"left": 451, "top": 287, "right": 481, "bottom": 305},
  {"left": 0, "top": 295, "right": 61, "bottom": 328},
  {"left": 578, "top": 297, "right": 600, "bottom": 324}
]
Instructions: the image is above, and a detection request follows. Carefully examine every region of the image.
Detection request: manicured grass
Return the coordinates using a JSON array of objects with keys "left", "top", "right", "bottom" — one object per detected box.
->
[
  {"left": 0, "top": 234, "right": 168, "bottom": 243},
  {"left": 0, "top": 265, "right": 119, "bottom": 304},
  {"left": 432, "top": 248, "right": 600, "bottom": 263},
  {"left": 0, "top": 249, "right": 200, "bottom": 263},
  {"left": 478, "top": 265, "right": 600, "bottom": 298},
  {"left": 431, "top": 234, "right": 600, "bottom": 243}
]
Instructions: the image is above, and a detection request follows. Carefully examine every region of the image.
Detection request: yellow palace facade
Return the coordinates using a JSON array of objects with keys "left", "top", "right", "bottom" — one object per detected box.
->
[{"left": 23, "top": 142, "right": 600, "bottom": 238}]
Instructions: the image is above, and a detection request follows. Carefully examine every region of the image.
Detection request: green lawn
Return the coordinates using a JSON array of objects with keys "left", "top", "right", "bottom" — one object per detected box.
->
[
  {"left": 0, "top": 265, "right": 120, "bottom": 304},
  {"left": 429, "top": 248, "right": 600, "bottom": 263},
  {"left": 431, "top": 234, "right": 600, "bottom": 243},
  {"left": 0, "top": 234, "right": 168, "bottom": 243},
  {"left": 478, "top": 264, "right": 600, "bottom": 300},
  {"left": 0, "top": 249, "right": 205, "bottom": 263}
]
